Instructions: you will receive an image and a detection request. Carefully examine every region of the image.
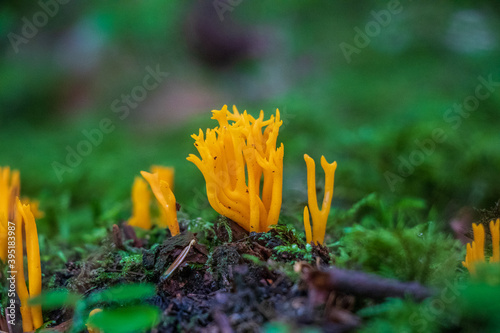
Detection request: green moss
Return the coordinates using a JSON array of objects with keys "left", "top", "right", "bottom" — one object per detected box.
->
[
  {"left": 120, "top": 254, "right": 143, "bottom": 273},
  {"left": 273, "top": 243, "right": 313, "bottom": 262},
  {"left": 93, "top": 268, "right": 122, "bottom": 285},
  {"left": 337, "top": 222, "right": 463, "bottom": 286},
  {"left": 358, "top": 298, "right": 441, "bottom": 333}
]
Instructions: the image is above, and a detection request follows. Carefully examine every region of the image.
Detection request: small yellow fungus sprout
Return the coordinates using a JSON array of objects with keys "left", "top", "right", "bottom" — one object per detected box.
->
[
  {"left": 86, "top": 308, "right": 103, "bottom": 333},
  {"left": 13, "top": 198, "right": 43, "bottom": 331},
  {"left": 128, "top": 177, "right": 152, "bottom": 230},
  {"left": 187, "top": 105, "right": 284, "bottom": 232},
  {"left": 463, "top": 220, "right": 500, "bottom": 275},
  {"left": 141, "top": 171, "right": 180, "bottom": 236},
  {"left": 303, "top": 154, "right": 337, "bottom": 245}
]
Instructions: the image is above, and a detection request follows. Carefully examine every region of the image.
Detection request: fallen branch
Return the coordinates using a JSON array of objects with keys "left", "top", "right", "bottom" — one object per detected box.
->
[{"left": 306, "top": 267, "right": 434, "bottom": 301}]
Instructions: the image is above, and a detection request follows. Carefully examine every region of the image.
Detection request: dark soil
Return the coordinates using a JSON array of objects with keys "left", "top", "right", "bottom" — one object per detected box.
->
[{"left": 45, "top": 218, "right": 405, "bottom": 332}]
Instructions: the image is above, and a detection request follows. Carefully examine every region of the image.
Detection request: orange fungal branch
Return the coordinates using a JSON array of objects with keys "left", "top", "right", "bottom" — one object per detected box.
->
[
  {"left": 12, "top": 198, "right": 43, "bottom": 331},
  {"left": 303, "top": 154, "right": 337, "bottom": 245},
  {"left": 141, "top": 171, "right": 180, "bottom": 236},
  {"left": 18, "top": 200, "right": 43, "bottom": 330}
]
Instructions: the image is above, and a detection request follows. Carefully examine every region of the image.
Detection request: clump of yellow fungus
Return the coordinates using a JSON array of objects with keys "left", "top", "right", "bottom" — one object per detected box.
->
[
  {"left": 463, "top": 220, "right": 500, "bottom": 275},
  {"left": 303, "top": 154, "right": 337, "bottom": 245},
  {"left": 127, "top": 166, "right": 179, "bottom": 235},
  {"left": 0, "top": 167, "right": 44, "bottom": 330},
  {"left": 187, "top": 105, "right": 284, "bottom": 232}
]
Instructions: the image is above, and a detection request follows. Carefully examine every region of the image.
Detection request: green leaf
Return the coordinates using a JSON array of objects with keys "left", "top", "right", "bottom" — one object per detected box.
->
[
  {"left": 29, "top": 290, "right": 80, "bottom": 309},
  {"left": 86, "top": 283, "right": 156, "bottom": 305},
  {"left": 87, "top": 305, "right": 160, "bottom": 333}
]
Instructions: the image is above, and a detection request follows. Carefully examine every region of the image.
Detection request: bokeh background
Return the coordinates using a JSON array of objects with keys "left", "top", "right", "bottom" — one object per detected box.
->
[{"left": 1, "top": 0, "right": 500, "bottom": 245}]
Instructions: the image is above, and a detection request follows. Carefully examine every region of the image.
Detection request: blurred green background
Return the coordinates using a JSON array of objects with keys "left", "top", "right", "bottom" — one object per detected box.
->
[{"left": 1, "top": 0, "right": 499, "bottom": 244}]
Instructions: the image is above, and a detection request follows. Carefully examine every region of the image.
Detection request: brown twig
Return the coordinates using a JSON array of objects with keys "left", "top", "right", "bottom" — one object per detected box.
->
[{"left": 306, "top": 267, "right": 434, "bottom": 302}]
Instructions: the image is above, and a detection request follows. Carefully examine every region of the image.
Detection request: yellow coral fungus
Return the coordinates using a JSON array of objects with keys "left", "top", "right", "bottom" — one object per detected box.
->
[
  {"left": 18, "top": 200, "right": 43, "bottom": 329},
  {"left": 1, "top": 167, "right": 44, "bottom": 329},
  {"left": 12, "top": 199, "right": 43, "bottom": 331},
  {"left": 463, "top": 220, "right": 500, "bottom": 274},
  {"left": 303, "top": 154, "right": 337, "bottom": 245},
  {"left": 128, "top": 177, "right": 152, "bottom": 229},
  {"left": 141, "top": 171, "right": 180, "bottom": 235},
  {"left": 187, "top": 105, "right": 284, "bottom": 232},
  {"left": 13, "top": 201, "right": 32, "bottom": 331}
]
